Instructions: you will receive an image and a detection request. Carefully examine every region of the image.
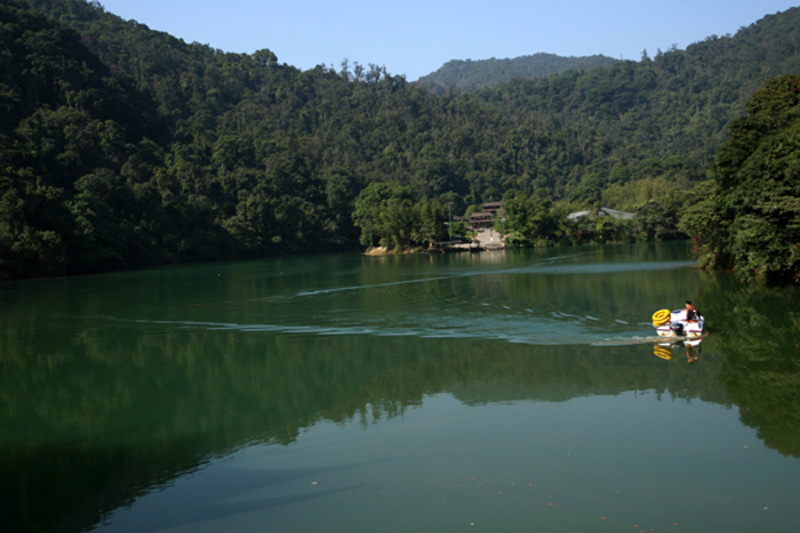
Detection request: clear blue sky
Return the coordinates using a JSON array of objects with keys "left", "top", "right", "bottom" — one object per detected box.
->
[{"left": 97, "top": 0, "right": 798, "bottom": 81}]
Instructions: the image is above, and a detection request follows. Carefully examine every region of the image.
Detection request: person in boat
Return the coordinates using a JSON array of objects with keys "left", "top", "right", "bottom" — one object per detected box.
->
[
  {"left": 684, "top": 301, "right": 699, "bottom": 322},
  {"left": 685, "top": 339, "right": 701, "bottom": 363}
]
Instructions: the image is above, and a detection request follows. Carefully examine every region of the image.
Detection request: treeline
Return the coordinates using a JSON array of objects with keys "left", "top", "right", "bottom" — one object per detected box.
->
[{"left": 2, "top": 0, "right": 800, "bottom": 279}]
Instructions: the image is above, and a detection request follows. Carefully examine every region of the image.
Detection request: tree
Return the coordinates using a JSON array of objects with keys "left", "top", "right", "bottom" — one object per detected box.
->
[
  {"left": 352, "top": 181, "right": 415, "bottom": 248},
  {"left": 681, "top": 74, "right": 800, "bottom": 283},
  {"left": 499, "top": 190, "right": 557, "bottom": 246},
  {"left": 415, "top": 199, "right": 449, "bottom": 246}
]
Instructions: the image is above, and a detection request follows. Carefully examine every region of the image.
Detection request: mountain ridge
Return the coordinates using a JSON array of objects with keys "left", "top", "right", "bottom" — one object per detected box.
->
[{"left": 416, "top": 52, "right": 620, "bottom": 93}]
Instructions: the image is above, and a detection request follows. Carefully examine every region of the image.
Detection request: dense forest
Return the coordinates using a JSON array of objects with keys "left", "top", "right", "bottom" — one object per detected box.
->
[
  {"left": 680, "top": 74, "right": 800, "bottom": 283},
  {"left": 2, "top": 0, "right": 800, "bottom": 281},
  {"left": 416, "top": 53, "right": 620, "bottom": 93}
]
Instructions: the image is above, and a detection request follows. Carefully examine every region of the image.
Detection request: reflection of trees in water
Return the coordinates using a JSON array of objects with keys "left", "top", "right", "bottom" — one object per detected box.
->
[
  {"left": 0, "top": 324, "right": 726, "bottom": 532},
  {"left": 699, "top": 276, "right": 800, "bottom": 458},
  {"left": 3, "top": 273, "right": 800, "bottom": 531}
]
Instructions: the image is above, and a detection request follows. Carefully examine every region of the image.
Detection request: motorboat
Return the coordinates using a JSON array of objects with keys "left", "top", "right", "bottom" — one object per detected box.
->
[{"left": 652, "top": 308, "right": 704, "bottom": 338}]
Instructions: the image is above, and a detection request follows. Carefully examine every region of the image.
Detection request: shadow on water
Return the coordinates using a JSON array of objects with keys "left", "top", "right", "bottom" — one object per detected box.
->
[{"left": 1, "top": 242, "right": 799, "bottom": 532}]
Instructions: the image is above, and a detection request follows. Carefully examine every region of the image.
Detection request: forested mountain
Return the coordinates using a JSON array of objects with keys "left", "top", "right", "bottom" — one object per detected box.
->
[
  {"left": 416, "top": 53, "right": 620, "bottom": 94},
  {"left": 2, "top": 0, "right": 800, "bottom": 280}
]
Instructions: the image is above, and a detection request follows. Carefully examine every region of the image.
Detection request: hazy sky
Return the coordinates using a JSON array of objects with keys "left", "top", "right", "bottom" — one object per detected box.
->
[{"left": 97, "top": 1, "right": 798, "bottom": 80}]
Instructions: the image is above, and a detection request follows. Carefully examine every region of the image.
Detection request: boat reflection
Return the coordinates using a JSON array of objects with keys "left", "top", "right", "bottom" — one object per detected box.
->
[{"left": 653, "top": 337, "right": 703, "bottom": 363}]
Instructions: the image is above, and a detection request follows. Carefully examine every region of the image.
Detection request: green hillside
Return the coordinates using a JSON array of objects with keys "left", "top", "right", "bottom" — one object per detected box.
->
[
  {"left": 416, "top": 53, "right": 620, "bottom": 94},
  {"left": 2, "top": 0, "right": 799, "bottom": 280}
]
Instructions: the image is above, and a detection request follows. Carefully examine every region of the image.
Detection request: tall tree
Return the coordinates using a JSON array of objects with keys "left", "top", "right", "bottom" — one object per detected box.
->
[{"left": 680, "top": 74, "right": 800, "bottom": 283}]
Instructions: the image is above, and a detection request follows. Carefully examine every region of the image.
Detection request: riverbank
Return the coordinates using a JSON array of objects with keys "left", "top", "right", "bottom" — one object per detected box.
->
[{"left": 364, "top": 246, "right": 422, "bottom": 256}]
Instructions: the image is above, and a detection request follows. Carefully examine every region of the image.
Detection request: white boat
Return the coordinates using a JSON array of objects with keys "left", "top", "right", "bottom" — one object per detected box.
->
[{"left": 652, "top": 308, "right": 705, "bottom": 338}]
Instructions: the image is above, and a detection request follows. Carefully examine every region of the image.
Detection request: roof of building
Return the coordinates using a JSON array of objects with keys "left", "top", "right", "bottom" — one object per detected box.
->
[{"left": 566, "top": 207, "right": 635, "bottom": 221}]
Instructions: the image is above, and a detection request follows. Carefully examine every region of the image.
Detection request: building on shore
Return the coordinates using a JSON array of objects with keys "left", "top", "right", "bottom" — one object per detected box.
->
[{"left": 467, "top": 202, "right": 503, "bottom": 229}]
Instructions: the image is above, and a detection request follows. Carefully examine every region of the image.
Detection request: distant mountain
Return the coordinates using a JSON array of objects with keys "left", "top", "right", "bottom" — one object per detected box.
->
[{"left": 416, "top": 53, "right": 620, "bottom": 93}]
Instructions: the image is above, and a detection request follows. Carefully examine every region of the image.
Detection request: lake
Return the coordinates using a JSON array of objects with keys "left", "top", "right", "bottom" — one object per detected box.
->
[{"left": 2, "top": 242, "right": 799, "bottom": 532}]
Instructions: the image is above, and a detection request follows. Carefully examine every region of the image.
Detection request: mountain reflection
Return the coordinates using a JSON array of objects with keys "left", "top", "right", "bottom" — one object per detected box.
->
[
  {"left": 2, "top": 247, "right": 799, "bottom": 532},
  {"left": 2, "top": 322, "right": 798, "bottom": 532}
]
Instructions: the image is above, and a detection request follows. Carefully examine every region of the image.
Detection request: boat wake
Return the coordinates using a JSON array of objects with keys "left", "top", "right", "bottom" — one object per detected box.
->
[
  {"left": 115, "top": 313, "right": 663, "bottom": 347},
  {"left": 93, "top": 253, "right": 701, "bottom": 347}
]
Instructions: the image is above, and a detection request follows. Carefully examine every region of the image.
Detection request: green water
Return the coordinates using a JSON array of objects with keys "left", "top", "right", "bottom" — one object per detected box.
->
[{"left": 2, "top": 243, "right": 799, "bottom": 532}]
